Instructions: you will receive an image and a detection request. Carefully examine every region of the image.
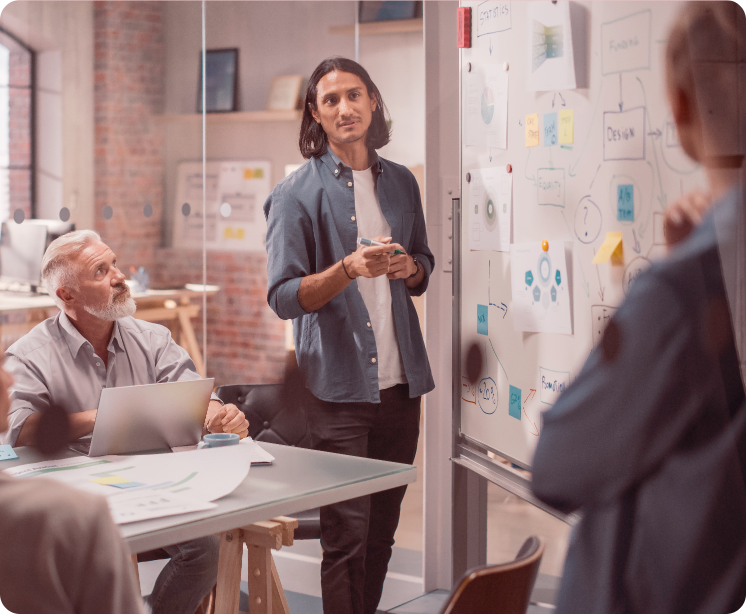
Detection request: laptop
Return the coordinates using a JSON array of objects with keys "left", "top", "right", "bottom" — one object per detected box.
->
[{"left": 69, "top": 379, "right": 215, "bottom": 457}]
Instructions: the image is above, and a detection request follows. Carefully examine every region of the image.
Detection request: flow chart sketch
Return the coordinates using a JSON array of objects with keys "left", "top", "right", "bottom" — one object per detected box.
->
[
  {"left": 173, "top": 160, "right": 271, "bottom": 252},
  {"left": 526, "top": 1, "right": 576, "bottom": 92},
  {"left": 510, "top": 241, "right": 572, "bottom": 334},
  {"left": 469, "top": 167, "right": 513, "bottom": 252},
  {"left": 466, "top": 65, "right": 509, "bottom": 149}
]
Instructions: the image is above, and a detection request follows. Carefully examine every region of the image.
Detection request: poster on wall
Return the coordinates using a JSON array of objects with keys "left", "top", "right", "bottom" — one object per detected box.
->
[
  {"left": 172, "top": 160, "right": 272, "bottom": 252},
  {"left": 525, "top": 0, "right": 576, "bottom": 92}
]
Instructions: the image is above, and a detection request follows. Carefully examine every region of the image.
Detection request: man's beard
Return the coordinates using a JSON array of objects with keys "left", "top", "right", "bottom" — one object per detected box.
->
[{"left": 83, "top": 285, "right": 136, "bottom": 321}]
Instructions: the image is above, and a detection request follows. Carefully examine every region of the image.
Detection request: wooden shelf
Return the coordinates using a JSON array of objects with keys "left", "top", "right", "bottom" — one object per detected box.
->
[
  {"left": 329, "top": 18, "right": 423, "bottom": 36},
  {"left": 155, "top": 110, "right": 302, "bottom": 125}
]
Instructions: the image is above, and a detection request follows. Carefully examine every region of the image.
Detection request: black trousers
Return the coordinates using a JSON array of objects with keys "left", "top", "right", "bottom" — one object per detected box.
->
[{"left": 305, "top": 383, "right": 421, "bottom": 614}]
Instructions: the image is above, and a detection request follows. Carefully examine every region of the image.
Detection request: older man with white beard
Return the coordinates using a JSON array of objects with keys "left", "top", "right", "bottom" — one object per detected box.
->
[{"left": 1, "top": 229, "right": 249, "bottom": 614}]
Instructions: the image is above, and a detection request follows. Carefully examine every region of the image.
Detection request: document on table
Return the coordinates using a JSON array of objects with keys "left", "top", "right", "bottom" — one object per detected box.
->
[{"left": 6, "top": 441, "right": 257, "bottom": 524}]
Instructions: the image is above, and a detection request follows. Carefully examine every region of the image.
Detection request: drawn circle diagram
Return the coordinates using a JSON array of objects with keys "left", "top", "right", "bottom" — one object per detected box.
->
[
  {"left": 477, "top": 377, "right": 498, "bottom": 415},
  {"left": 574, "top": 196, "right": 602, "bottom": 244},
  {"left": 537, "top": 253, "right": 552, "bottom": 287},
  {"left": 623, "top": 256, "right": 651, "bottom": 296},
  {"left": 481, "top": 86, "right": 495, "bottom": 125},
  {"left": 483, "top": 194, "right": 498, "bottom": 231}
]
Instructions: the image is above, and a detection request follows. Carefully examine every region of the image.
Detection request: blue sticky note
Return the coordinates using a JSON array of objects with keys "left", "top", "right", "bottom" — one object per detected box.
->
[
  {"left": 0, "top": 444, "right": 18, "bottom": 461},
  {"left": 543, "top": 112, "right": 558, "bottom": 147},
  {"left": 617, "top": 184, "right": 634, "bottom": 221},
  {"left": 509, "top": 385, "right": 522, "bottom": 420},
  {"left": 477, "top": 305, "right": 488, "bottom": 335}
]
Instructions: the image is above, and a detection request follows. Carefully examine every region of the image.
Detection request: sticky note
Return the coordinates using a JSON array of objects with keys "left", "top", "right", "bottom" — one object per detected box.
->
[
  {"left": 617, "top": 184, "right": 634, "bottom": 222},
  {"left": 0, "top": 444, "right": 18, "bottom": 461},
  {"left": 558, "top": 109, "right": 573, "bottom": 144},
  {"left": 509, "top": 385, "right": 522, "bottom": 420},
  {"left": 592, "top": 232, "right": 624, "bottom": 265},
  {"left": 525, "top": 114, "right": 539, "bottom": 147},
  {"left": 91, "top": 476, "right": 131, "bottom": 485},
  {"left": 108, "top": 481, "right": 145, "bottom": 489},
  {"left": 477, "top": 304, "right": 488, "bottom": 336},
  {"left": 543, "top": 112, "right": 558, "bottom": 146}
]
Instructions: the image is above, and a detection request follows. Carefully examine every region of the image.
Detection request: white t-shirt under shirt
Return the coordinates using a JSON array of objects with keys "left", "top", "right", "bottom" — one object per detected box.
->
[{"left": 352, "top": 167, "right": 407, "bottom": 390}]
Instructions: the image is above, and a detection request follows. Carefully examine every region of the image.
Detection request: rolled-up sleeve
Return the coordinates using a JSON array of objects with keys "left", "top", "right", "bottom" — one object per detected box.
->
[
  {"left": 264, "top": 182, "right": 314, "bottom": 321},
  {"left": 407, "top": 175, "right": 434, "bottom": 297},
  {"left": 3, "top": 354, "right": 51, "bottom": 446}
]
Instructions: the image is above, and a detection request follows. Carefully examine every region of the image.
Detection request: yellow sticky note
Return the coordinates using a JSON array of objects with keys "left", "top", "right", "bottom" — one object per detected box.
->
[
  {"left": 243, "top": 168, "right": 254, "bottom": 179},
  {"left": 525, "top": 114, "right": 539, "bottom": 147},
  {"left": 592, "top": 232, "right": 624, "bottom": 265},
  {"left": 91, "top": 476, "right": 130, "bottom": 485},
  {"left": 558, "top": 109, "right": 573, "bottom": 145}
]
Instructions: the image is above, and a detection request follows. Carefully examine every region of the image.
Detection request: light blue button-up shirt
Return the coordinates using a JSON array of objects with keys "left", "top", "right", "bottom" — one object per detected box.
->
[
  {"left": 2, "top": 312, "right": 216, "bottom": 446},
  {"left": 264, "top": 149, "right": 435, "bottom": 404}
]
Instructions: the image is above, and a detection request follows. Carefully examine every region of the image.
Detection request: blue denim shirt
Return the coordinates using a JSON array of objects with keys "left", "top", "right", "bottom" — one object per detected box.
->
[{"left": 264, "top": 149, "right": 435, "bottom": 403}]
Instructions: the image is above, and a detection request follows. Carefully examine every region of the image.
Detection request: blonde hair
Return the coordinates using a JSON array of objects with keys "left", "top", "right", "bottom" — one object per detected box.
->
[
  {"left": 666, "top": 2, "right": 746, "bottom": 160},
  {"left": 41, "top": 229, "right": 101, "bottom": 308}
]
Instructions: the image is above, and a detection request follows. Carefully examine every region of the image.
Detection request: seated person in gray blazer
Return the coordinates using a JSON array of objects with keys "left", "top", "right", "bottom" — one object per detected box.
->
[
  {"left": 532, "top": 3, "right": 746, "bottom": 614},
  {"left": 0, "top": 356, "right": 145, "bottom": 614},
  {"left": 1, "top": 229, "right": 250, "bottom": 614}
]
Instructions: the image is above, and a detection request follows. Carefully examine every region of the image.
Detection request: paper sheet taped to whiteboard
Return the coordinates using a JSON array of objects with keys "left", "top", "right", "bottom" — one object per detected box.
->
[
  {"left": 510, "top": 241, "right": 572, "bottom": 334},
  {"left": 525, "top": 1, "right": 576, "bottom": 92},
  {"left": 469, "top": 167, "right": 512, "bottom": 252},
  {"left": 466, "top": 65, "right": 509, "bottom": 149}
]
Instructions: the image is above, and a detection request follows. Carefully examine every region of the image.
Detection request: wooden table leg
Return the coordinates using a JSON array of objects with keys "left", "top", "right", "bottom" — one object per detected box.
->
[
  {"left": 214, "top": 530, "right": 243, "bottom": 614},
  {"left": 270, "top": 555, "right": 291, "bottom": 614},
  {"left": 246, "top": 544, "right": 273, "bottom": 614}
]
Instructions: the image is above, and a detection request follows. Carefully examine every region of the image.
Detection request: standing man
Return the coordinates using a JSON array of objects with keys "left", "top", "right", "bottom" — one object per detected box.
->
[{"left": 264, "top": 57, "right": 434, "bottom": 614}]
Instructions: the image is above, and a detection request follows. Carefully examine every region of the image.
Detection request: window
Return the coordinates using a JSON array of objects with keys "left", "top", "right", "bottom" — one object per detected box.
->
[{"left": 0, "top": 29, "right": 33, "bottom": 223}]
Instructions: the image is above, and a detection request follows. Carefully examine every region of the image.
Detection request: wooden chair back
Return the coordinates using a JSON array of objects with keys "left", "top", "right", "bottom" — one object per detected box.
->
[{"left": 440, "top": 536, "right": 545, "bottom": 614}]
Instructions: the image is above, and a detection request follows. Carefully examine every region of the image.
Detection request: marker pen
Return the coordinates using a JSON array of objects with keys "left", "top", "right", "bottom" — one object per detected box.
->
[{"left": 357, "top": 237, "right": 405, "bottom": 255}]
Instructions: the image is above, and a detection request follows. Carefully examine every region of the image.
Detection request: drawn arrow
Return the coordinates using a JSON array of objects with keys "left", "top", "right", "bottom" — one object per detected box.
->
[
  {"left": 619, "top": 74, "right": 623, "bottom": 111},
  {"left": 594, "top": 250, "right": 605, "bottom": 301},
  {"left": 589, "top": 163, "right": 601, "bottom": 190},
  {"left": 637, "top": 78, "right": 668, "bottom": 209},
  {"left": 632, "top": 229, "right": 641, "bottom": 254},
  {"left": 648, "top": 128, "right": 662, "bottom": 139},
  {"left": 552, "top": 93, "right": 555, "bottom": 108},
  {"left": 522, "top": 389, "right": 539, "bottom": 436},
  {"left": 489, "top": 37, "right": 494, "bottom": 56},
  {"left": 558, "top": 92, "right": 566, "bottom": 107}
]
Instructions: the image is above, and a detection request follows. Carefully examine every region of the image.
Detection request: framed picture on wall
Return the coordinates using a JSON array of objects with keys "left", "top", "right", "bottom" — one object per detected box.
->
[
  {"left": 266, "top": 75, "right": 304, "bottom": 111},
  {"left": 358, "top": 1, "right": 422, "bottom": 23},
  {"left": 197, "top": 48, "right": 238, "bottom": 113}
]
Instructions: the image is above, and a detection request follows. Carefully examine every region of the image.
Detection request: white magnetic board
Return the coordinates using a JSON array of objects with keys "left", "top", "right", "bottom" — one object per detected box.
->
[{"left": 458, "top": 1, "right": 706, "bottom": 467}]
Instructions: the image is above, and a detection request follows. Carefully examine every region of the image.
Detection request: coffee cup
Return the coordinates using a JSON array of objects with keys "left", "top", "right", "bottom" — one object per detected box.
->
[{"left": 197, "top": 433, "right": 240, "bottom": 449}]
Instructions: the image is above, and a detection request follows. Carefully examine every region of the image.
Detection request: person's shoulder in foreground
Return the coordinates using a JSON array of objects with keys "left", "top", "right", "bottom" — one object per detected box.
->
[
  {"left": 0, "top": 471, "right": 144, "bottom": 614},
  {"left": 532, "top": 187, "right": 746, "bottom": 614}
]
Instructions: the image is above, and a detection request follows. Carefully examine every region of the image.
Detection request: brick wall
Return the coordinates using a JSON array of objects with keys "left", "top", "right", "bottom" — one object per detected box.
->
[
  {"left": 94, "top": 0, "right": 164, "bottom": 269},
  {"left": 93, "top": 1, "right": 285, "bottom": 387}
]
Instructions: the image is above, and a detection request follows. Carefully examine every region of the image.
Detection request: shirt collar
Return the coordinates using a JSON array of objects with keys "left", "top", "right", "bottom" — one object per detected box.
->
[
  {"left": 58, "top": 311, "right": 124, "bottom": 359},
  {"left": 319, "top": 148, "right": 383, "bottom": 179}
]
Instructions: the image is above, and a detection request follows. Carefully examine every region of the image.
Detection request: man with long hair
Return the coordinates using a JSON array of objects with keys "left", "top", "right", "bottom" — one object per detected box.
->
[{"left": 264, "top": 57, "right": 434, "bottom": 614}]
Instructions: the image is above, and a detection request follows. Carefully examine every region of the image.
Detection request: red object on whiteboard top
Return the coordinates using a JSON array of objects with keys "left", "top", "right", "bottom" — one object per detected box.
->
[{"left": 457, "top": 7, "right": 471, "bottom": 48}]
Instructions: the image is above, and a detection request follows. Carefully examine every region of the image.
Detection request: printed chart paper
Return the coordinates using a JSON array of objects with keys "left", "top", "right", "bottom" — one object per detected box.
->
[
  {"left": 469, "top": 167, "right": 513, "bottom": 252},
  {"left": 173, "top": 160, "right": 271, "bottom": 252},
  {"left": 466, "top": 65, "right": 509, "bottom": 149},
  {"left": 525, "top": 1, "right": 576, "bottom": 92},
  {"left": 510, "top": 241, "right": 572, "bottom": 334},
  {"left": 7, "top": 442, "right": 256, "bottom": 524}
]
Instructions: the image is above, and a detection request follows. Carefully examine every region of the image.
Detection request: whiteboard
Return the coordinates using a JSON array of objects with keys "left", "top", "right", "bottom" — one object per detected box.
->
[
  {"left": 172, "top": 160, "right": 271, "bottom": 252},
  {"left": 458, "top": 1, "right": 706, "bottom": 467}
]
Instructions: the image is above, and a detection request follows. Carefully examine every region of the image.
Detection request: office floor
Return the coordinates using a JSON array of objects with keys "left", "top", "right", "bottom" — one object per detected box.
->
[{"left": 138, "top": 440, "right": 571, "bottom": 613}]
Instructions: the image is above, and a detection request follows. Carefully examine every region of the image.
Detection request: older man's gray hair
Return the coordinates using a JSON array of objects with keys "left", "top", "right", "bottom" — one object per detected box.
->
[{"left": 41, "top": 229, "right": 101, "bottom": 309}]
